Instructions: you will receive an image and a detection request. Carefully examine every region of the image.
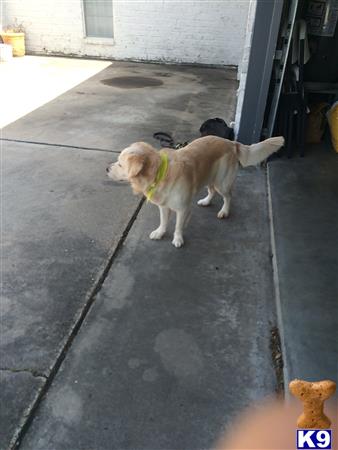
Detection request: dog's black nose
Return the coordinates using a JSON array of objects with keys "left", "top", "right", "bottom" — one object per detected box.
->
[{"left": 106, "top": 167, "right": 109, "bottom": 173}]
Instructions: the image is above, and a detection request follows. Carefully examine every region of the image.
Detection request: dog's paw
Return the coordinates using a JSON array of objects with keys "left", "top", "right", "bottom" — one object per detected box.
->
[
  {"left": 149, "top": 228, "right": 165, "bottom": 240},
  {"left": 172, "top": 235, "right": 184, "bottom": 248},
  {"left": 197, "top": 197, "right": 211, "bottom": 206},
  {"left": 217, "top": 210, "right": 229, "bottom": 219}
]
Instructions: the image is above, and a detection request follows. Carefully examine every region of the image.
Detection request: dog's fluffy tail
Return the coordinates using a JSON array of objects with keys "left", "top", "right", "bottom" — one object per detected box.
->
[{"left": 236, "top": 137, "right": 284, "bottom": 167}]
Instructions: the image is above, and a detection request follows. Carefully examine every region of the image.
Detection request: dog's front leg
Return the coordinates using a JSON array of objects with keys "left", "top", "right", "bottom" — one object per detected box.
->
[
  {"left": 149, "top": 206, "right": 170, "bottom": 240},
  {"left": 172, "top": 209, "right": 190, "bottom": 248}
]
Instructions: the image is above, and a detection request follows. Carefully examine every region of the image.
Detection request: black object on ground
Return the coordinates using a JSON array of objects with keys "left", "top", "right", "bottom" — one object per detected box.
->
[
  {"left": 200, "top": 117, "right": 234, "bottom": 140},
  {"left": 153, "top": 132, "right": 188, "bottom": 149},
  {"left": 153, "top": 117, "right": 234, "bottom": 150},
  {"left": 153, "top": 132, "right": 175, "bottom": 148}
]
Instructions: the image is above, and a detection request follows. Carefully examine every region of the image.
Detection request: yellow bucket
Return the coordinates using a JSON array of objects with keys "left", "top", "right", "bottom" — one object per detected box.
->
[{"left": 1, "top": 32, "right": 25, "bottom": 56}]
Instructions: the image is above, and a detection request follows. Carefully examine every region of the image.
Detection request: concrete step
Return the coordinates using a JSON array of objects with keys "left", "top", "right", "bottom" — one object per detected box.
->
[{"left": 268, "top": 144, "right": 338, "bottom": 387}]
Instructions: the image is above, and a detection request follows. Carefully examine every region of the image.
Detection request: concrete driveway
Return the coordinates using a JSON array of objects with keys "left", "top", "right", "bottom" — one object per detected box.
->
[
  {"left": 1, "top": 57, "right": 278, "bottom": 450},
  {"left": 0, "top": 56, "right": 111, "bottom": 129}
]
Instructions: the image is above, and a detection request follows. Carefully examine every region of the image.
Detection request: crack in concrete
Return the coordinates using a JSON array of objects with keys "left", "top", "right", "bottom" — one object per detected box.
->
[
  {"left": 1, "top": 368, "right": 47, "bottom": 379},
  {"left": 0, "top": 138, "right": 120, "bottom": 154}
]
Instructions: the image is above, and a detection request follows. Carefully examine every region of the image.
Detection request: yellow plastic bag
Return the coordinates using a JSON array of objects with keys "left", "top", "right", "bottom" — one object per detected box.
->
[{"left": 327, "top": 101, "right": 338, "bottom": 152}]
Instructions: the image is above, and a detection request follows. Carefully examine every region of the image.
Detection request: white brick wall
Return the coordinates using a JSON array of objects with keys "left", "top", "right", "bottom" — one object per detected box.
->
[
  {"left": 234, "top": 0, "right": 257, "bottom": 136},
  {"left": 3, "top": 0, "right": 250, "bottom": 66}
]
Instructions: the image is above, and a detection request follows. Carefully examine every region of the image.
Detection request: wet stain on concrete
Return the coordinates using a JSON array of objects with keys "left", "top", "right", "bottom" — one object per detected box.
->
[
  {"left": 155, "top": 72, "right": 173, "bottom": 78},
  {"left": 142, "top": 367, "right": 158, "bottom": 382},
  {"left": 98, "top": 263, "right": 134, "bottom": 311},
  {"left": 101, "top": 76, "right": 163, "bottom": 89},
  {"left": 51, "top": 386, "right": 83, "bottom": 423},
  {"left": 128, "top": 358, "right": 144, "bottom": 369},
  {"left": 154, "top": 329, "right": 204, "bottom": 379}
]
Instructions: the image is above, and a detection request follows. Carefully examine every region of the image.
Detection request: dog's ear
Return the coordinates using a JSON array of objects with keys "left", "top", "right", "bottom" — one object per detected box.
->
[{"left": 126, "top": 153, "right": 145, "bottom": 178}]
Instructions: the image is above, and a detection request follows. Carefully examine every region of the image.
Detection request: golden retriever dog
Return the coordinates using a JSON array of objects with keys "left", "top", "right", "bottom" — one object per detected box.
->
[{"left": 107, "top": 136, "right": 284, "bottom": 248}]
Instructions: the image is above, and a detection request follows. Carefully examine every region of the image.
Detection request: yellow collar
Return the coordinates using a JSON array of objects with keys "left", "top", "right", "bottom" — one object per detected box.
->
[{"left": 145, "top": 151, "right": 169, "bottom": 201}]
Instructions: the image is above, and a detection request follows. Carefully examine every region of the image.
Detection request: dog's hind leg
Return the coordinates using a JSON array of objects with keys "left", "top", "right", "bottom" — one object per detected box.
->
[
  {"left": 197, "top": 186, "right": 215, "bottom": 206},
  {"left": 150, "top": 206, "right": 170, "bottom": 240},
  {"left": 216, "top": 191, "right": 231, "bottom": 219},
  {"left": 215, "top": 168, "right": 237, "bottom": 219}
]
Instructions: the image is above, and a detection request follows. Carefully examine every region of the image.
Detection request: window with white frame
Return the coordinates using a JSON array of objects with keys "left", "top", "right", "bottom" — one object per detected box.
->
[{"left": 83, "top": 0, "right": 113, "bottom": 38}]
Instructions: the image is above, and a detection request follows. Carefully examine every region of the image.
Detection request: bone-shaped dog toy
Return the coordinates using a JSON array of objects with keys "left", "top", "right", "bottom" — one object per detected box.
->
[{"left": 289, "top": 379, "right": 336, "bottom": 429}]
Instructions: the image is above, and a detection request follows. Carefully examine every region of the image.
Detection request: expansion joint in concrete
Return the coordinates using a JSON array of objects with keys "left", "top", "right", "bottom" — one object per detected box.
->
[
  {"left": 266, "top": 164, "right": 288, "bottom": 396},
  {"left": 0, "top": 138, "right": 119, "bottom": 154},
  {"left": 0, "top": 368, "right": 47, "bottom": 379},
  {"left": 269, "top": 326, "right": 284, "bottom": 395}
]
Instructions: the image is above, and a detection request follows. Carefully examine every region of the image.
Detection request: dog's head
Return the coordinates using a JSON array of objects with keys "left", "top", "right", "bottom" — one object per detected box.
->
[{"left": 106, "top": 142, "right": 159, "bottom": 194}]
